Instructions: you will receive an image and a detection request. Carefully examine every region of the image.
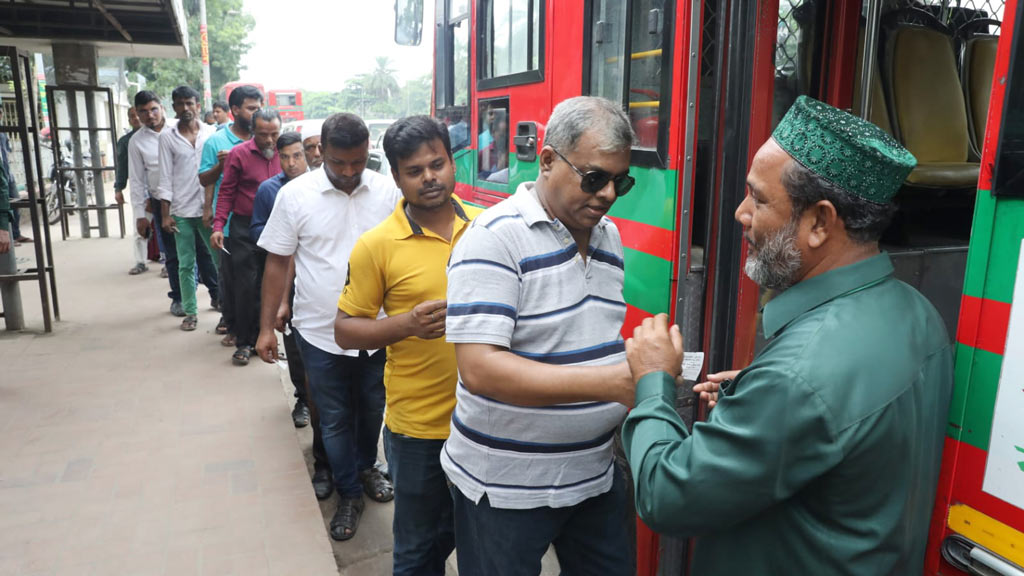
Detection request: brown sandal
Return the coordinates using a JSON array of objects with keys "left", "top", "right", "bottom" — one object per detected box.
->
[{"left": 180, "top": 315, "right": 197, "bottom": 331}]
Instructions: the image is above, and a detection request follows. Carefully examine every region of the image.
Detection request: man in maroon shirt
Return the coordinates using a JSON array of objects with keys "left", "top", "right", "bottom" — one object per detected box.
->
[{"left": 211, "top": 109, "right": 282, "bottom": 365}]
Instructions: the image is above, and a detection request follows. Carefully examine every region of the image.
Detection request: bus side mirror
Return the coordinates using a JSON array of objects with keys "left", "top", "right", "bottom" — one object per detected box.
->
[{"left": 394, "top": 0, "right": 424, "bottom": 46}]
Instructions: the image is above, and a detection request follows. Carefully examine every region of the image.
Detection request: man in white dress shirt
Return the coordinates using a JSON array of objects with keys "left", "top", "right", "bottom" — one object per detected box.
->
[
  {"left": 256, "top": 113, "right": 400, "bottom": 542},
  {"left": 154, "top": 85, "right": 219, "bottom": 332},
  {"left": 128, "top": 91, "right": 186, "bottom": 314}
]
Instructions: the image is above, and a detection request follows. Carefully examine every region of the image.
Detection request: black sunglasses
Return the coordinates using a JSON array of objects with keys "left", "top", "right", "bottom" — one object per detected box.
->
[{"left": 550, "top": 147, "right": 635, "bottom": 197}]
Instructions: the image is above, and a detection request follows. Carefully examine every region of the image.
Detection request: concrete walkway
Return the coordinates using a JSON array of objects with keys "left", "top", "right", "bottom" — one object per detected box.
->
[
  {"left": 0, "top": 217, "right": 562, "bottom": 576},
  {"left": 0, "top": 220, "right": 342, "bottom": 575}
]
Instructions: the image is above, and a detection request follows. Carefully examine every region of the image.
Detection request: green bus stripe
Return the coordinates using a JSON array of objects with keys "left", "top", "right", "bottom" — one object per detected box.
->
[
  {"left": 962, "top": 190, "right": 997, "bottom": 299},
  {"left": 983, "top": 196, "right": 1024, "bottom": 303},
  {"left": 623, "top": 247, "right": 672, "bottom": 315},
  {"left": 949, "top": 343, "right": 1002, "bottom": 452},
  {"left": 609, "top": 166, "right": 678, "bottom": 231}
]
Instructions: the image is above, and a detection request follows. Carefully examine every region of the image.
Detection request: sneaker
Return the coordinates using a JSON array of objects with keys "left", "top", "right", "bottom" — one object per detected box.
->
[
  {"left": 160, "top": 266, "right": 168, "bottom": 279},
  {"left": 169, "top": 301, "right": 185, "bottom": 317},
  {"left": 128, "top": 263, "right": 148, "bottom": 276}
]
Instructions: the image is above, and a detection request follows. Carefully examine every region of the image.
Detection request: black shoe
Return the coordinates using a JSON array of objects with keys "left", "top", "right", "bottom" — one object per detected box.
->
[
  {"left": 329, "top": 497, "right": 364, "bottom": 541},
  {"left": 312, "top": 467, "right": 333, "bottom": 501},
  {"left": 291, "top": 400, "right": 310, "bottom": 428}
]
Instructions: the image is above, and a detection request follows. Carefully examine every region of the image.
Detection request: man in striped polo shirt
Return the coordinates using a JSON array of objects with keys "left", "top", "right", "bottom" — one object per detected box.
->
[{"left": 444, "top": 96, "right": 637, "bottom": 575}]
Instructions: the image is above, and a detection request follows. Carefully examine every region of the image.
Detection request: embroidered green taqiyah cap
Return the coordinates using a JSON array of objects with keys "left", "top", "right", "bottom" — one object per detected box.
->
[{"left": 772, "top": 96, "right": 916, "bottom": 203}]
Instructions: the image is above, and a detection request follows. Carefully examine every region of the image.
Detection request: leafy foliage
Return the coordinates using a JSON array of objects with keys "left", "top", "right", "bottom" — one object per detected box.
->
[
  {"left": 303, "top": 69, "right": 432, "bottom": 120},
  {"left": 125, "top": 0, "right": 254, "bottom": 105}
]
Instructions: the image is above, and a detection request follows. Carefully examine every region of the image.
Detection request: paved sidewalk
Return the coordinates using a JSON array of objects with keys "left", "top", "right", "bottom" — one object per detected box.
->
[
  {"left": 0, "top": 224, "right": 338, "bottom": 575},
  {"left": 0, "top": 219, "right": 562, "bottom": 576}
]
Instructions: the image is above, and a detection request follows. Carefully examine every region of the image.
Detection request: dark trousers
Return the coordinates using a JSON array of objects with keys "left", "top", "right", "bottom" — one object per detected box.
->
[
  {"left": 220, "top": 235, "right": 235, "bottom": 332},
  {"left": 279, "top": 285, "right": 326, "bottom": 471},
  {"left": 225, "top": 215, "right": 259, "bottom": 347},
  {"left": 9, "top": 185, "right": 20, "bottom": 239},
  {"left": 295, "top": 330, "right": 385, "bottom": 498},
  {"left": 152, "top": 200, "right": 180, "bottom": 302},
  {"left": 383, "top": 427, "right": 454, "bottom": 576},
  {"left": 450, "top": 469, "right": 633, "bottom": 576}
]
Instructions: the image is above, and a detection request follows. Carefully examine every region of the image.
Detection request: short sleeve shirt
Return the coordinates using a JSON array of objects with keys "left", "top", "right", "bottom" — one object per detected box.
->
[
  {"left": 337, "top": 195, "right": 481, "bottom": 440},
  {"left": 441, "top": 181, "right": 629, "bottom": 510},
  {"left": 257, "top": 167, "right": 402, "bottom": 356},
  {"left": 200, "top": 122, "right": 245, "bottom": 235}
]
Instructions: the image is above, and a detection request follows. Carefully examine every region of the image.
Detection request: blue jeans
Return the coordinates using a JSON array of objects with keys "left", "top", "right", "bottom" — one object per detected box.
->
[
  {"left": 383, "top": 427, "right": 455, "bottom": 576},
  {"left": 449, "top": 466, "right": 633, "bottom": 576},
  {"left": 295, "top": 330, "right": 385, "bottom": 498}
]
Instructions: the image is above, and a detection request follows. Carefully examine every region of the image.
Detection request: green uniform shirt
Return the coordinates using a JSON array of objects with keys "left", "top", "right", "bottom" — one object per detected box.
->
[{"left": 622, "top": 253, "right": 953, "bottom": 576}]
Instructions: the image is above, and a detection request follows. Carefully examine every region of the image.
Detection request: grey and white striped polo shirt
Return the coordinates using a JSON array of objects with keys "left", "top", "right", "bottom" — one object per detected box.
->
[{"left": 442, "top": 181, "right": 628, "bottom": 510}]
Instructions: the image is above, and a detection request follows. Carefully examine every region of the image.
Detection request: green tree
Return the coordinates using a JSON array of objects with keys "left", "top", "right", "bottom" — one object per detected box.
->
[
  {"left": 365, "top": 57, "right": 400, "bottom": 102},
  {"left": 125, "top": 0, "right": 255, "bottom": 104}
]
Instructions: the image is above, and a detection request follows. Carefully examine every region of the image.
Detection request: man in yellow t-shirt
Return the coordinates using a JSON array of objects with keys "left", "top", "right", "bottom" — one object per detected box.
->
[{"left": 334, "top": 115, "right": 480, "bottom": 576}]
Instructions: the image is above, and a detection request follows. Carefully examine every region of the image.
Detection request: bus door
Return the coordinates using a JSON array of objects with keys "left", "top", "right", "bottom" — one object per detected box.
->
[
  {"left": 925, "top": 1, "right": 1024, "bottom": 573},
  {"left": 431, "top": 0, "right": 550, "bottom": 207}
]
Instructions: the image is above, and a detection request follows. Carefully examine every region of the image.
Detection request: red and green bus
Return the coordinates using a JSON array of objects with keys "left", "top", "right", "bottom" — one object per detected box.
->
[
  {"left": 394, "top": 0, "right": 1024, "bottom": 573},
  {"left": 219, "top": 82, "right": 304, "bottom": 122}
]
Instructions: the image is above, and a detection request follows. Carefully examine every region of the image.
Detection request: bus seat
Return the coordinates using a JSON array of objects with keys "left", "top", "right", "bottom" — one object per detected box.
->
[
  {"left": 884, "top": 23, "right": 979, "bottom": 188},
  {"left": 962, "top": 35, "right": 998, "bottom": 159},
  {"left": 852, "top": 26, "right": 893, "bottom": 135}
]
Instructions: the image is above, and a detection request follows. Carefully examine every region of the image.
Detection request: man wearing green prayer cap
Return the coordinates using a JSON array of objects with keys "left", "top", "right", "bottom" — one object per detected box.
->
[{"left": 620, "top": 96, "right": 954, "bottom": 575}]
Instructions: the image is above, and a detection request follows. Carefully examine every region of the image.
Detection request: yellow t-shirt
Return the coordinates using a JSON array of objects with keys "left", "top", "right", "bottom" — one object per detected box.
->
[{"left": 337, "top": 195, "right": 481, "bottom": 439}]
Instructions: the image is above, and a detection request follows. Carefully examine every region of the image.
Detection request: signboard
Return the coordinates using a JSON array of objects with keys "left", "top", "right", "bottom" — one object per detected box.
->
[{"left": 982, "top": 239, "right": 1024, "bottom": 510}]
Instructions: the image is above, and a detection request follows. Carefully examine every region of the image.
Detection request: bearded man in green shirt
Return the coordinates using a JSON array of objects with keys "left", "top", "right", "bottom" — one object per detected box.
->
[{"left": 622, "top": 96, "right": 954, "bottom": 575}]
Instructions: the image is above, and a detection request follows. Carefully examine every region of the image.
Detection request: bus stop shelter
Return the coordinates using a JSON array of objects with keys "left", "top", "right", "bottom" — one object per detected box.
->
[{"left": 0, "top": 0, "right": 188, "bottom": 332}]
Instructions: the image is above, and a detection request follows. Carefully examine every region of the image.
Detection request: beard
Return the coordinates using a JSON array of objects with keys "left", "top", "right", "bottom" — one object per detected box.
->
[
  {"left": 744, "top": 220, "right": 802, "bottom": 291},
  {"left": 235, "top": 116, "right": 251, "bottom": 133},
  {"left": 260, "top": 147, "right": 275, "bottom": 160}
]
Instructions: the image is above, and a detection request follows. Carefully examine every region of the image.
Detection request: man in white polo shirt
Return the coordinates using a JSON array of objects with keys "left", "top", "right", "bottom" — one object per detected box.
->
[
  {"left": 256, "top": 113, "right": 400, "bottom": 542},
  {"left": 444, "top": 96, "right": 637, "bottom": 575}
]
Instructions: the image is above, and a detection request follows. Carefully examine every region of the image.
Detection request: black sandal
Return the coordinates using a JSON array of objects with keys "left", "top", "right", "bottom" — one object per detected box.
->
[
  {"left": 360, "top": 466, "right": 394, "bottom": 502},
  {"left": 329, "top": 497, "right": 364, "bottom": 541},
  {"left": 232, "top": 346, "right": 252, "bottom": 366},
  {"left": 215, "top": 317, "right": 229, "bottom": 335}
]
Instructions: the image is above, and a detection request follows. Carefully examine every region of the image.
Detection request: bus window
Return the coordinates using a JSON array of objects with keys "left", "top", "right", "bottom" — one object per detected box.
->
[
  {"left": 774, "top": 0, "right": 820, "bottom": 127},
  {"left": 584, "top": 0, "right": 672, "bottom": 165},
  {"left": 478, "top": 98, "right": 510, "bottom": 184},
  {"left": 435, "top": 0, "right": 470, "bottom": 135},
  {"left": 588, "top": 1, "right": 628, "bottom": 104},
  {"left": 276, "top": 93, "right": 297, "bottom": 107},
  {"left": 478, "top": 0, "right": 544, "bottom": 89}
]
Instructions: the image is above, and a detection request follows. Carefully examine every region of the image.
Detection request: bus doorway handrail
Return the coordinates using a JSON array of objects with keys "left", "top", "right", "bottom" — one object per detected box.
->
[{"left": 859, "top": 0, "right": 882, "bottom": 122}]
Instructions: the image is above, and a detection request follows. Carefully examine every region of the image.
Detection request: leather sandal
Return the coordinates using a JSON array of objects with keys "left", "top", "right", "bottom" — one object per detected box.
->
[
  {"left": 180, "top": 315, "right": 197, "bottom": 332},
  {"left": 360, "top": 466, "right": 394, "bottom": 503},
  {"left": 232, "top": 346, "right": 252, "bottom": 366},
  {"left": 329, "top": 497, "right": 364, "bottom": 541}
]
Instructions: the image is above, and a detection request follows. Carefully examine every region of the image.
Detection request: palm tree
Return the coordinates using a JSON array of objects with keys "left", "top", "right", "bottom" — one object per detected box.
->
[{"left": 366, "top": 57, "right": 400, "bottom": 103}]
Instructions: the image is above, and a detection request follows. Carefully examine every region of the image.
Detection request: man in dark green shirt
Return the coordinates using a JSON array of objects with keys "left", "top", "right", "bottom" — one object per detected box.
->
[{"left": 622, "top": 97, "right": 954, "bottom": 575}]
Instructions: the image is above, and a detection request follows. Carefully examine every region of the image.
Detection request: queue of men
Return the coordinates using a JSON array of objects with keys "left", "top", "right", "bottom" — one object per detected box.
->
[{"left": 109, "top": 84, "right": 953, "bottom": 576}]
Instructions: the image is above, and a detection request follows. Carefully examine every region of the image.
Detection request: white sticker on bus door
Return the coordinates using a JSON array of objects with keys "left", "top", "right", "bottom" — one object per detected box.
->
[{"left": 982, "top": 239, "right": 1024, "bottom": 510}]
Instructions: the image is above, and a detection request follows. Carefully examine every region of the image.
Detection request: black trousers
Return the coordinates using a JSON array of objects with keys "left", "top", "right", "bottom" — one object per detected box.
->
[
  {"left": 226, "top": 215, "right": 260, "bottom": 348},
  {"left": 220, "top": 234, "right": 235, "bottom": 333}
]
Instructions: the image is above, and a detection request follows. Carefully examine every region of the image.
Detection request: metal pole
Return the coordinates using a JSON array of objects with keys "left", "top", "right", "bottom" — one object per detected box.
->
[
  {"left": 859, "top": 0, "right": 882, "bottom": 122},
  {"left": 66, "top": 90, "right": 91, "bottom": 238},
  {"left": 199, "top": 0, "right": 213, "bottom": 111},
  {"left": 85, "top": 91, "right": 108, "bottom": 237}
]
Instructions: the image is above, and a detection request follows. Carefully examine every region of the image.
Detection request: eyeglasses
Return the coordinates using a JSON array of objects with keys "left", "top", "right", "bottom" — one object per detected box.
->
[{"left": 550, "top": 147, "right": 635, "bottom": 197}]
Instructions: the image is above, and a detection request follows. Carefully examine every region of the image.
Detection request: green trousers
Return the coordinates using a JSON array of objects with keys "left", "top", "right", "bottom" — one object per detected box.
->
[{"left": 173, "top": 216, "right": 216, "bottom": 315}]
